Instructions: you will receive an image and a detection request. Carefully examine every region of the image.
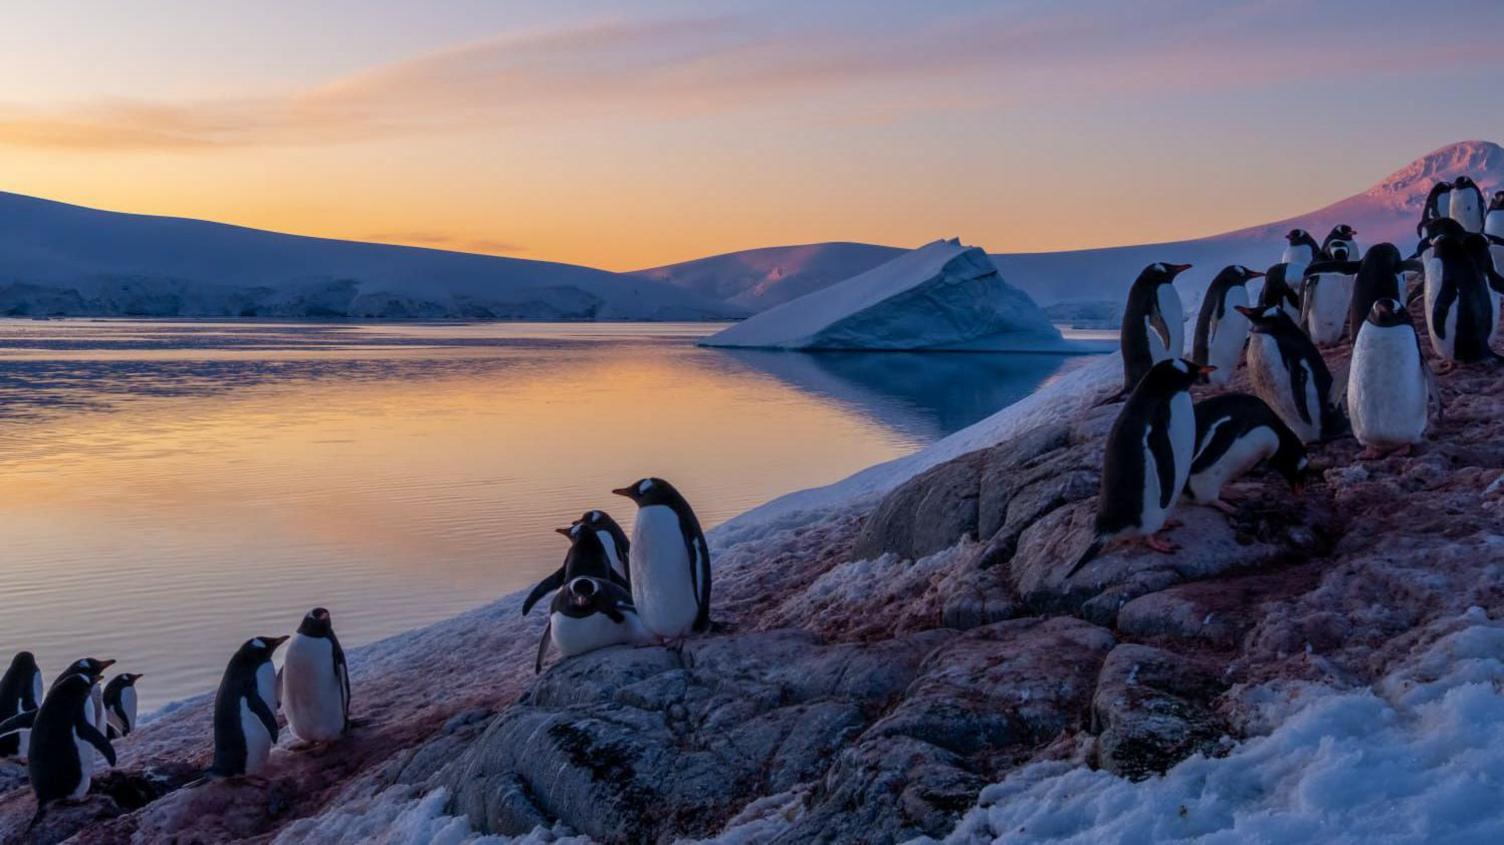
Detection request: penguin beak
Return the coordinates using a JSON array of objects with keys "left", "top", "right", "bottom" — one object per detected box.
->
[
  {"left": 610, "top": 487, "right": 633, "bottom": 498},
  {"left": 554, "top": 526, "right": 573, "bottom": 537},
  {"left": 1167, "top": 263, "right": 1192, "bottom": 275},
  {"left": 98, "top": 659, "right": 117, "bottom": 670},
  {"left": 1246, "top": 270, "right": 1266, "bottom": 279},
  {"left": 268, "top": 635, "right": 290, "bottom": 649}
]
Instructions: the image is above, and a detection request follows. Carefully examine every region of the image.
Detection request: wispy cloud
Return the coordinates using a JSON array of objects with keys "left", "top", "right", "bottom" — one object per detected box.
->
[{"left": 2, "top": 1, "right": 1499, "bottom": 152}]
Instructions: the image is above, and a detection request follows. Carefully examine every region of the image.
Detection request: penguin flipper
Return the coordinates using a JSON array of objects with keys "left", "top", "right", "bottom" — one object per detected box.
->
[
  {"left": 1148, "top": 309, "right": 1173, "bottom": 355},
  {"left": 76, "top": 718, "right": 116, "bottom": 767},
  {"left": 688, "top": 533, "right": 712, "bottom": 633},
  {"left": 247, "top": 691, "right": 278, "bottom": 743},
  {"left": 534, "top": 619, "right": 552, "bottom": 674},
  {"left": 0, "top": 709, "right": 36, "bottom": 739},
  {"left": 521, "top": 569, "right": 565, "bottom": 617},
  {"left": 107, "top": 725, "right": 119, "bottom": 740}
]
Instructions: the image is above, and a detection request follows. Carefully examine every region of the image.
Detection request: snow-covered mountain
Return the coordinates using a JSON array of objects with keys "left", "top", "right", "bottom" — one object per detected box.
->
[
  {"left": 702, "top": 239, "right": 1068, "bottom": 351},
  {"left": 0, "top": 191, "right": 744, "bottom": 320},
  {"left": 633, "top": 242, "right": 906, "bottom": 311},
  {"left": 641, "top": 140, "right": 1504, "bottom": 311}
]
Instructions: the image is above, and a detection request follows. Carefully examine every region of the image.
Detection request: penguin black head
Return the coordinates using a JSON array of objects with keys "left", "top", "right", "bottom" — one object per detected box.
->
[
  {"left": 52, "top": 657, "right": 115, "bottom": 687},
  {"left": 1454, "top": 175, "right": 1477, "bottom": 190},
  {"left": 555, "top": 524, "right": 583, "bottom": 539},
  {"left": 1490, "top": 191, "right": 1504, "bottom": 212},
  {"left": 1285, "top": 229, "right": 1317, "bottom": 246},
  {"left": 611, "top": 477, "right": 686, "bottom": 507},
  {"left": 106, "top": 673, "right": 144, "bottom": 689},
  {"left": 1328, "top": 224, "right": 1356, "bottom": 240},
  {"left": 565, "top": 576, "right": 600, "bottom": 609},
  {"left": 1271, "top": 446, "right": 1312, "bottom": 496},
  {"left": 234, "top": 636, "right": 289, "bottom": 664},
  {"left": 1135, "top": 359, "right": 1213, "bottom": 397},
  {"left": 7, "top": 651, "right": 37, "bottom": 674},
  {"left": 577, "top": 510, "right": 616, "bottom": 529},
  {"left": 1235, "top": 304, "right": 1301, "bottom": 336},
  {"left": 1366, "top": 297, "right": 1411, "bottom": 328},
  {"left": 298, "top": 607, "right": 335, "bottom": 638},
  {"left": 1214, "top": 265, "right": 1264, "bottom": 286},
  {"left": 1134, "top": 262, "right": 1192, "bottom": 288}
]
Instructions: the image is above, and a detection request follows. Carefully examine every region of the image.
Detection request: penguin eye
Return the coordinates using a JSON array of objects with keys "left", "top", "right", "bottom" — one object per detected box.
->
[{"left": 251, "top": 638, "right": 265, "bottom": 649}]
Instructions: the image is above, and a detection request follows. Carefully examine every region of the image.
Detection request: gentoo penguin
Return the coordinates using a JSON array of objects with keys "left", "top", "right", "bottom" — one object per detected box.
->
[
  {"left": 576, "top": 509, "right": 631, "bottom": 585},
  {"left": 1418, "top": 181, "right": 1453, "bottom": 237},
  {"left": 1348, "top": 299, "right": 1435, "bottom": 458},
  {"left": 49, "top": 658, "right": 111, "bottom": 749},
  {"left": 211, "top": 635, "right": 287, "bottom": 777},
  {"left": 1237, "top": 305, "right": 1342, "bottom": 443},
  {"left": 1066, "top": 359, "right": 1211, "bottom": 577},
  {"left": 6, "top": 672, "right": 115, "bottom": 828},
  {"left": 1282, "top": 228, "right": 1321, "bottom": 267},
  {"left": 1421, "top": 223, "right": 1504, "bottom": 365},
  {"left": 1191, "top": 265, "right": 1262, "bottom": 385},
  {"left": 1487, "top": 191, "right": 1504, "bottom": 279},
  {"left": 102, "top": 673, "right": 143, "bottom": 739},
  {"left": 1320, "top": 225, "right": 1361, "bottom": 262},
  {"left": 535, "top": 576, "right": 651, "bottom": 672},
  {"left": 612, "top": 477, "right": 712, "bottom": 640},
  {"left": 1345, "top": 243, "right": 1419, "bottom": 343},
  {"left": 0, "top": 652, "right": 42, "bottom": 758},
  {"left": 1300, "top": 257, "right": 1360, "bottom": 346},
  {"left": 279, "top": 608, "right": 350, "bottom": 743},
  {"left": 1185, "top": 393, "right": 1309, "bottom": 513},
  {"left": 521, "top": 518, "right": 632, "bottom": 616},
  {"left": 1449, "top": 176, "right": 1486, "bottom": 233},
  {"left": 1119, "top": 262, "right": 1190, "bottom": 392},
  {"left": 1256, "top": 263, "right": 1303, "bottom": 325}
]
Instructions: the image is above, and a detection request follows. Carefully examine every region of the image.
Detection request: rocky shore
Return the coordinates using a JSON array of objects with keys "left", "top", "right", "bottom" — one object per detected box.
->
[{"left": 3, "top": 304, "right": 1501, "bottom": 843}]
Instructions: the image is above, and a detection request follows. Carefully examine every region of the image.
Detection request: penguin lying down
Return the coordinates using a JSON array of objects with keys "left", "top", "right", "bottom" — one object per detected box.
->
[{"left": 536, "top": 576, "right": 652, "bottom": 673}]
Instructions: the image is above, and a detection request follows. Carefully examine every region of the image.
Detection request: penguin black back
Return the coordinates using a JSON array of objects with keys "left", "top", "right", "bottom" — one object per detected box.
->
[
  {"left": 27, "top": 672, "right": 115, "bottom": 825},
  {"left": 211, "top": 636, "right": 286, "bottom": 777},
  {"left": 1096, "top": 359, "right": 1207, "bottom": 536},
  {"left": 1428, "top": 231, "right": 1501, "bottom": 363},
  {"left": 1238, "top": 305, "right": 1342, "bottom": 440},
  {"left": 1119, "top": 262, "right": 1190, "bottom": 392},
  {"left": 1190, "top": 392, "right": 1309, "bottom": 490},
  {"left": 1347, "top": 243, "right": 1409, "bottom": 340},
  {"left": 0, "top": 652, "right": 41, "bottom": 757},
  {"left": 1258, "top": 264, "right": 1301, "bottom": 314},
  {"left": 102, "top": 673, "right": 143, "bottom": 739}
]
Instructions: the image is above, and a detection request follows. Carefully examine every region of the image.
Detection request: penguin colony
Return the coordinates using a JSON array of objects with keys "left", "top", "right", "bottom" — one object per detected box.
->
[
  {"left": 0, "top": 475, "right": 711, "bottom": 828},
  {"left": 1080, "top": 173, "right": 1504, "bottom": 570}
]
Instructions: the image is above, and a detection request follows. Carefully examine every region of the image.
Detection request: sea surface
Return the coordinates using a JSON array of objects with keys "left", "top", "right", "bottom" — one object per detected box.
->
[{"left": 0, "top": 319, "right": 1096, "bottom": 709}]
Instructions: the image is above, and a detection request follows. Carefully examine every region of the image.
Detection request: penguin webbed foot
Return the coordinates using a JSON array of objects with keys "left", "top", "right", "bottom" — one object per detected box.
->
[
  {"left": 1162, "top": 517, "right": 1184, "bottom": 530},
  {"left": 1143, "top": 534, "right": 1180, "bottom": 554}
]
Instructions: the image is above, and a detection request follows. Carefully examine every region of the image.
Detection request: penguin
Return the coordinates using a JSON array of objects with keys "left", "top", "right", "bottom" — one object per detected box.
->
[
  {"left": 210, "top": 636, "right": 287, "bottom": 777},
  {"left": 1487, "top": 191, "right": 1504, "bottom": 243},
  {"left": 1191, "top": 265, "right": 1262, "bottom": 386},
  {"left": 102, "top": 673, "right": 143, "bottom": 739},
  {"left": 5, "top": 671, "right": 115, "bottom": 829},
  {"left": 612, "top": 477, "right": 712, "bottom": 640},
  {"left": 1320, "top": 224, "right": 1361, "bottom": 262},
  {"left": 1185, "top": 392, "right": 1309, "bottom": 513},
  {"left": 0, "top": 652, "right": 42, "bottom": 758},
  {"left": 49, "top": 658, "right": 111, "bottom": 750},
  {"left": 1421, "top": 223, "right": 1504, "bottom": 365},
  {"left": 535, "top": 576, "right": 651, "bottom": 673},
  {"left": 1348, "top": 298, "right": 1436, "bottom": 459},
  {"left": 1343, "top": 243, "right": 1420, "bottom": 344},
  {"left": 1300, "top": 258, "right": 1360, "bottom": 346},
  {"left": 521, "top": 517, "right": 632, "bottom": 617},
  {"left": 1119, "top": 262, "right": 1190, "bottom": 392},
  {"left": 1281, "top": 228, "right": 1321, "bottom": 268},
  {"left": 1236, "top": 305, "right": 1342, "bottom": 443},
  {"left": 279, "top": 608, "right": 349, "bottom": 743},
  {"left": 1066, "top": 359, "right": 1210, "bottom": 577},
  {"left": 1256, "top": 263, "right": 1303, "bottom": 325},
  {"left": 1449, "top": 176, "right": 1486, "bottom": 233},
  {"left": 1418, "top": 180, "right": 1453, "bottom": 237}
]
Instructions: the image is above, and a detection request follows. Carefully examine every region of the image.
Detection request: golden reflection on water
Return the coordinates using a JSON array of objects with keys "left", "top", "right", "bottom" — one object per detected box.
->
[{"left": 0, "top": 321, "right": 923, "bottom": 707}]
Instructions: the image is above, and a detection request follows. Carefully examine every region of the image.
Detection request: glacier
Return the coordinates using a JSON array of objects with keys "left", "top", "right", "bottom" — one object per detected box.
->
[{"left": 699, "top": 239, "right": 1070, "bottom": 352}]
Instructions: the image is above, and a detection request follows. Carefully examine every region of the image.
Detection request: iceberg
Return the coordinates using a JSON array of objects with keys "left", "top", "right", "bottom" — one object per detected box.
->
[{"left": 699, "top": 239, "right": 1069, "bottom": 351}]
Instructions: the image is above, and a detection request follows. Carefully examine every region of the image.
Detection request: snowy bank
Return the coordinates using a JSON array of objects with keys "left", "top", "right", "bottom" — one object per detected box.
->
[{"left": 700, "top": 239, "right": 1070, "bottom": 352}]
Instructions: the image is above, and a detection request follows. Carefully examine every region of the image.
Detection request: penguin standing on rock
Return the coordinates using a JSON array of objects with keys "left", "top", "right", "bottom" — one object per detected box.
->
[
  {"left": 50, "top": 658, "right": 111, "bottom": 750},
  {"left": 1120, "top": 262, "right": 1190, "bottom": 392},
  {"left": 4, "top": 671, "right": 115, "bottom": 829},
  {"left": 1237, "top": 305, "right": 1342, "bottom": 443},
  {"left": 211, "top": 636, "right": 287, "bottom": 778},
  {"left": 0, "top": 652, "right": 42, "bottom": 758},
  {"left": 1449, "top": 176, "right": 1486, "bottom": 233},
  {"left": 536, "top": 576, "right": 651, "bottom": 672},
  {"left": 102, "top": 673, "right": 143, "bottom": 739},
  {"left": 1345, "top": 243, "right": 1416, "bottom": 344},
  {"left": 1301, "top": 258, "right": 1361, "bottom": 346},
  {"left": 612, "top": 477, "right": 712, "bottom": 641},
  {"left": 1349, "top": 298, "right": 1437, "bottom": 459},
  {"left": 1420, "top": 222, "right": 1504, "bottom": 366},
  {"left": 280, "top": 608, "right": 350, "bottom": 743},
  {"left": 522, "top": 518, "right": 632, "bottom": 617},
  {"left": 1256, "top": 263, "right": 1303, "bottom": 325},
  {"left": 1185, "top": 393, "right": 1309, "bottom": 513},
  {"left": 1065, "top": 359, "right": 1211, "bottom": 577},
  {"left": 1192, "top": 265, "right": 1262, "bottom": 386}
]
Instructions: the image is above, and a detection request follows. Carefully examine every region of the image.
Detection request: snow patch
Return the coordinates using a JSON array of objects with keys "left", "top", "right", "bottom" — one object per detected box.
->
[{"left": 273, "top": 786, "right": 589, "bottom": 845}]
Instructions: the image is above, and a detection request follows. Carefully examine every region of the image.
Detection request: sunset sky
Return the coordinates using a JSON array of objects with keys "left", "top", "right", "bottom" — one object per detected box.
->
[{"left": 4, "top": 0, "right": 1503, "bottom": 270}]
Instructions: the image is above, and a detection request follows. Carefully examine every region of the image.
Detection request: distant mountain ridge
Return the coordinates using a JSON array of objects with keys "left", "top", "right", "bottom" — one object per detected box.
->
[
  {"left": 0, "top": 191, "right": 743, "bottom": 320},
  {"left": 636, "top": 140, "right": 1504, "bottom": 309}
]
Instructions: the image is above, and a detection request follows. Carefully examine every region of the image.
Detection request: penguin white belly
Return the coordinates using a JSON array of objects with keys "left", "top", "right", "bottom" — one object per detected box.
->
[
  {"left": 1306, "top": 274, "right": 1354, "bottom": 345},
  {"left": 1423, "top": 258, "right": 1456, "bottom": 360},
  {"left": 1486, "top": 212, "right": 1504, "bottom": 241},
  {"left": 1207, "top": 291, "right": 1250, "bottom": 384},
  {"left": 70, "top": 730, "right": 93, "bottom": 799},
  {"left": 1137, "top": 433, "right": 1166, "bottom": 534},
  {"left": 1248, "top": 334, "right": 1317, "bottom": 442},
  {"left": 1451, "top": 198, "right": 1483, "bottom": 233},
  {"left": 597, "top": 529, "right": 628, "bottom": 582},
  {"left": 1186, "top": 426, "right": 1278, "bottom": 503},
  {"left": 1157, "top": 285, "right": 1185, "bottom": 358},
  {"left": 240, "top": 662, "right": 277, "bottom": 774},
  {"left": 631, "top": 506, "right": 698, "bottom": 639},
  {"left": 1348, "top": 325, "right": 1427, "bottom": 448},
  {"left": 1167, "top": 392, "right": 1196, "bottom": 495},
  {"left": 281, "top": 635, "right": 345, "bottom": 742},
  {"left": 549, "top": 610, "right": 647, "bottom": 658}
]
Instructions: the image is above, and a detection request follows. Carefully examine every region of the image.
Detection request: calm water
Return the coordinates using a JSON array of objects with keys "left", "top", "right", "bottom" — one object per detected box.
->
[{"left": 0, "top": 320, "right": 1083, "bottom": 709}]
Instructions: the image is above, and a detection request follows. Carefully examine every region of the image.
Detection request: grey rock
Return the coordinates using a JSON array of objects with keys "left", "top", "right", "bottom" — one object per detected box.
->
[
  {"left": 1091, "top": 644, "right": 1225, "bottom": 780},
  {"left": 852, "top": 454, "right": 983, "bottom": 562}
]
